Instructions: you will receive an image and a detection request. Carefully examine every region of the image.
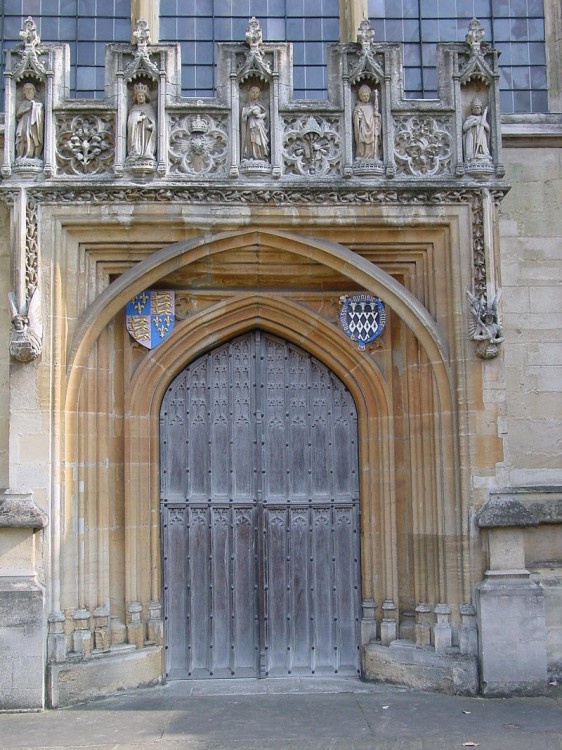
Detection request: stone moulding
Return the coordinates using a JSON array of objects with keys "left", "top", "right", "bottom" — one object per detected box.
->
[
  {"left": 478, "top": 487, "right": 562, "bottom": 527},
  {"left": 0, "top": 491, "right": 47, "bottom": 529}
]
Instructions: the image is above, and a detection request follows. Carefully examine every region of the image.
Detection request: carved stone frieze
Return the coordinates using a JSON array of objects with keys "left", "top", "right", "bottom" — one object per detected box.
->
[
  {"left": 25, "top": 185, "right": 506, "bottom": 209},
  {"left": 25, "top": 195, "right": 39, "bottom": 299},
  {"left": 8, "top": 194, "right": 42, "bottom": 362},
  {"left": 283, "top": 116, "right": 342, "bottom": 177},
  {"left": 469, "top": 194, "right": 486, "bottom": 299},
  {"left": 56, "top": 114, "right": 115, "bottom": 175},
  {"left": 394, "top": 116, "right": 452, "bottom": 177},
  {"left": 169, "top": 113, "right": 228, "bottom": 176}
]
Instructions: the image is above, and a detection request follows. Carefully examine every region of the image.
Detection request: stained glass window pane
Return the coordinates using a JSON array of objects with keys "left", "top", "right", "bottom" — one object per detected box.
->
[
  {"left": 159, "top": 0, "right": 340, "bottom": 98},
  {"left": 0, "top": 0, "right": 129, "bottom": 102},
  {"left": 368, "top": 0, "right": 548, "bottom": 112}
]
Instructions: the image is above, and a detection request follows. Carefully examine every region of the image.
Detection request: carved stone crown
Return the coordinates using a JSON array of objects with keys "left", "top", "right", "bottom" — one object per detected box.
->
[
  {"left": 133, "top": 81, "right": 150, "bottom": 97},
  {"left": 191, "top": 114, "right": 209, "bottom": 134}
]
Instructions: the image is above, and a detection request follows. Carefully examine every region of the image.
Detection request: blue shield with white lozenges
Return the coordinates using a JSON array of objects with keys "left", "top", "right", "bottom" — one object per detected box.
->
[
  {"left": 125, "top": 290, "right": 175, "bottom": 349},
  {"left": 339, "top": 294, "right": 386, "bottom": 351}
]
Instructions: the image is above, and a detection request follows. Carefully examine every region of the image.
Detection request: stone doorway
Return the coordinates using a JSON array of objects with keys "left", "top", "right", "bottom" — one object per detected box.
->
[{"left": 160, "top": 330, "right": 361, "bottom": 679}]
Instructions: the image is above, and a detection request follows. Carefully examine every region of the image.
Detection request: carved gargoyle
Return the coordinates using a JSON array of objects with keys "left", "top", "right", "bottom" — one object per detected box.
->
[
  {"left": 466, "top": 288, "right": 504, "bottom": 359},
  {"left": 9, "top": 288, "right": 42, "bottom": 362}
]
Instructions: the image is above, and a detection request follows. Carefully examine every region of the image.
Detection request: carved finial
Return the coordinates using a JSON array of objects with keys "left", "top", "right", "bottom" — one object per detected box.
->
[
  {"left": 19, "top": 16, "right": 41, "bottom": 50},
  {"left": 239, "top": 17, "right": 271, "bottom": 81},
  {"left": 465, "top": 18, "right": 485, "bottom": 53},
  {"left": 357, "top": 18, "right": 375, "bottom": 50},
  {"left": 133, "top": 18, "right": 151, "bottom": 48},
  {"left": 245, "top": 17, "right": 263, "bottom": 50}
]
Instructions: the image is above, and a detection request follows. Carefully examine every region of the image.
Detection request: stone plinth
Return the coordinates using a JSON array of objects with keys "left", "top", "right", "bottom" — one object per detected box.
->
[
  {"left": 47, "top": 646, "right": 164, "bottom": 708},
  {"left": 476, "top": 495, "right": 548, "bottom": 695},
  {"left": 363, "top": 641, "right": 479, "bottom": 695},
  {"left": 0, "top": 577, "right": 46, "bottom": 710},
  {"left": 0, "top": 491, "right": 48, "bottom": 711}
]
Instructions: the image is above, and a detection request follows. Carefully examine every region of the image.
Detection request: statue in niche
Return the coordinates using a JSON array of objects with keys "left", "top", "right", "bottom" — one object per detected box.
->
[
  {"left": 15, "top": 81, "right": 44, "bottom": 160},
  {"left": 127, "top": 81, "right": 156, "bottom": 161},
  {"left": 462, "top": 97, "right": 491, "bottom": 163},
  {"left": 353, "top": 84, "right": 381, "bottom": 161},
  {"left": 467, "top": 290, "right": 504, "bottom": 359},
  {"left": 241, "top": 84, "right": 269, "bottom": 162}
]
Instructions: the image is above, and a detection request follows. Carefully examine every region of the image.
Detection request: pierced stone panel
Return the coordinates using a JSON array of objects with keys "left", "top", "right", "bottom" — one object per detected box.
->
[
  {"left": 393, "top": 115, "right": 453, "bottom": 177},
  {"left": 283, "top": 115, "right": 342, "bottom": 177},
  {"left": 55, "top": 113, "right": 115, "bottom": 176},
  {"left": 168, "top": 113, "right": 228, "bottom": 176}
]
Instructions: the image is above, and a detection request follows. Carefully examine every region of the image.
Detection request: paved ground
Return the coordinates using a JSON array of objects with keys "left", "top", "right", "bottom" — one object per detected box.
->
[{"left": 1, "top": 677, "right": 561, "bottom": 750}]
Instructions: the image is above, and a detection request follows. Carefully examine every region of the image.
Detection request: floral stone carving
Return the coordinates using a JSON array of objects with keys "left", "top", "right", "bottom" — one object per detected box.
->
[
  {"left": 56, "top": 114, "right": 115, "bottom": 175},
  {"left": 394, "top": 116, "right": 452, "bottom": 177},
  {"left": 283, "top": 115, "right": 342, "bottom": 177},
  {"left": 169, "top": 113, "right": 228, "bottom": 176}
]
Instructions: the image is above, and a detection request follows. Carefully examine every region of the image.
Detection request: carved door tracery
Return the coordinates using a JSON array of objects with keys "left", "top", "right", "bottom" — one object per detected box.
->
[{"left": 161, "top": 330, "right": 361, "bottom": 679}]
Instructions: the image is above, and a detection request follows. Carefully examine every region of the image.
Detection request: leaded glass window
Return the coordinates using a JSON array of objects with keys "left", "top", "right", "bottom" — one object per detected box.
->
[
  {"left": 368, "top": 0, "right": 548, "bottom": 113},
  {"left": 0, "top": 0, "right": 130, "bottom": 100},
  {"left": 159, "top": 0, "right": 340, "bottom": 99}
]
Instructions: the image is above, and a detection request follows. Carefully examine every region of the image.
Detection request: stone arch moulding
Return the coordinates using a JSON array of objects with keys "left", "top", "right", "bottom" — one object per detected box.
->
[
  {"left": 122, "top": 294, "right": 396, "bottom": 645},
  {"left": 66, "top": 229, "right": 452, "bottom": 394},
  {"left": 62, "top": 228, "right": 464, "bottom": 653}
]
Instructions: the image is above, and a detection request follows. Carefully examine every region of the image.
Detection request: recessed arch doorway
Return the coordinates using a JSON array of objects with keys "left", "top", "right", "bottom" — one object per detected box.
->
[{"left": 160, "top": 329, "right": 361, "bottom": 679}]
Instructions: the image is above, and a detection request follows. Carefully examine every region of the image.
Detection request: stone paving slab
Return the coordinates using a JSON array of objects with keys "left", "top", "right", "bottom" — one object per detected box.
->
[{"left": 0, "top": 680, "right": 561, "bottom": 750}]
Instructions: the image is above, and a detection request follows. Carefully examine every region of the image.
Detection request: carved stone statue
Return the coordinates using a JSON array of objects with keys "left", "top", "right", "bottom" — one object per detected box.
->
[
  {"left": 241, "top": 85, "right": 269, "bottom": 161},
  {"left": 9, "top": 289, "right": 42, "bottom": 362},
  {"left": 127, "top": 82, "right": 156, "bottom": 161},
  {"left": 15, "top": 81, "right": 44, "bottom": 160},
  {"left": 467, "top": 289, "right": 504, "bottom": 359},
  {"left": 353, "top": 84, "right": 381, "bottom": 161},
  {"left": 463, "top": 98, "right": 491, "bottom": 163}
]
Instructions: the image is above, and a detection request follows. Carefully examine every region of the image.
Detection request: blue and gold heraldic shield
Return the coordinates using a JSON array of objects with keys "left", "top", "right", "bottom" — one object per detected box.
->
[
  {"left": 125, "top": 290, "right": 175, "bottom": 349},
  {"left": 339, "top": 294, "right": 386, "bottom": 351}
]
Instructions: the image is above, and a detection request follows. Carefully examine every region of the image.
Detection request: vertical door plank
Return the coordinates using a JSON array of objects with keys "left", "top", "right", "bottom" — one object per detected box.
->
[
  {"left": 163, "top": 507, "right": 188, "bottom": 678},
  {"left": 311, "top": 506, "right": 335, "bottom": 672},
  {"left": 232, "top": 507, "right": 258, "bottom": 675},
  {"left": 334, "top": 504, "right": 360, "bottom": 672},
  {"left": 264, "top": 507, "right": 289, "bottom": 675},
  {"left": 188, "top": 508, "right": 211, "bottom": 675},
  {"left": 288, "top": 508, "right": 311, "bottom": 672},
  {"left": 210, "top": 507, "right": 231, "bottom": 675}
]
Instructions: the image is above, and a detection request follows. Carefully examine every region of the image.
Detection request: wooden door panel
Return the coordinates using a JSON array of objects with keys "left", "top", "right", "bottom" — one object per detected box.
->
[{"left": 161, "top": 331, "right": 361, "bottom": 680}]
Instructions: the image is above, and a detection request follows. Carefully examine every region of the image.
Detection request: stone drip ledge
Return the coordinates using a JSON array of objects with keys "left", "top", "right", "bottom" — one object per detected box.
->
[
  {"left": 477, "top": 486, "right": 562, "bottom": 528},
  {"left": 0, "top": 490, "right": 48, "bottom": 529}
]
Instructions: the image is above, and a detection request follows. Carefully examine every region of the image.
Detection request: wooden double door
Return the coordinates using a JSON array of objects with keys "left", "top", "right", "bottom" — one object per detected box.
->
[{"left": 161, "top": 331, "right": 361, "bottom": 679}]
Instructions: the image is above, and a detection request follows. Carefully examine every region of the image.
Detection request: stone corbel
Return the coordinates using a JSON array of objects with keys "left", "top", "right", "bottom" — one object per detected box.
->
[
  {"left": 466, "top": 288, "right": 504, "bottom": 359},
  {"left": 0, "top": 490, "right": 47, "bottom": 530}
]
